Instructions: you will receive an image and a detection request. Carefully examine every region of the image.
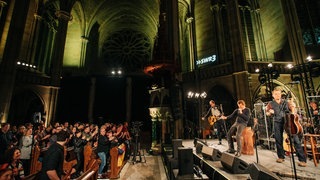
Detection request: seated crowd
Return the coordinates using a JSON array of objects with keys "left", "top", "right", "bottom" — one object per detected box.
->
[{"left": 0, "top": 121, "right": 132, "bottom": 179}]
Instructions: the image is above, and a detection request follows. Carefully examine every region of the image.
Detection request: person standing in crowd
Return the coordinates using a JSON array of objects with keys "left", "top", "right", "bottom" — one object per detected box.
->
[
  {"left": 1, "top": 147, "right": 24, "bottom": 180},
  {"left": 0, "top": 123, "right": 14, "bottom": 163},
  {"left": 70, "top": 129, "right": 88, "bottom": 179},
  {"left": 309, "top": 101, "right": 319, "bottom": 133},
  {"left": 40, "top": 130, "right": 69, "bottom": 180},
  {"left": 221, "top": 100, "right": 251, "bottom": 157},
  {"left": 97, "top": 127, "right": 109, "bottom": 179},
  {"left": 202, "top": 100, "right": 225, "bottom": 142},
  {"left": 19, "top": 128, "right": 35, "bottom": 176},
  {"left": 266, "top": 87, "right": 307, "bottom": 167}
]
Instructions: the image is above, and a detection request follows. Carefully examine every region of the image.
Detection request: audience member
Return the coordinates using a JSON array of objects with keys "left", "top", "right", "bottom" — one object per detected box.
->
[
  {"left": 96, "top": 127, "right": 109, "bottom": 179},
  {"left": 2, "top": 147, "right": 24, "bottom": 180},
  {"left": 0, "top": 123, "right": 14, "bottom": 162},
  {"left": 40, "top": 130, "right": 69, "bottom": 180},
  {"left": 20, "top": 128, "right": 35, "bottom": 176}
]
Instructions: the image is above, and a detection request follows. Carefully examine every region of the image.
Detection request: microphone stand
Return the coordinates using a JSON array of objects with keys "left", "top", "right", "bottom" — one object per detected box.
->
[
  {"left": 282, "top": 91, "right": 298, "bottom": 180},
  {"left": 252, "top": 113, "right": 259, "bottom": 163}
]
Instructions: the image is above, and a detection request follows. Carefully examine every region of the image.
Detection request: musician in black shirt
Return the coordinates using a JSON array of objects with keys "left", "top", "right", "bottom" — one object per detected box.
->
[
  {"left": 221, "top": 100, "right": 250, "bottom": 157},
  {"left": 266, "top": 87, "right": 306, "bottom": 167}
]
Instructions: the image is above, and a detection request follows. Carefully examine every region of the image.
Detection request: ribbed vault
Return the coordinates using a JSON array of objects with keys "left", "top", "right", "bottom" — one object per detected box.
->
[{"left": 64, "top": 0, "right": 160, "bottom": 73}]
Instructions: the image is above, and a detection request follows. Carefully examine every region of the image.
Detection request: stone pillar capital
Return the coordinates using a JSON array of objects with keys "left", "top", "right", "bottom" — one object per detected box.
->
[
  {"left": 55, "top": 10, "right": 72, "bottom": 21},
  {"left": 0, "top": 0, "right": 7, "bottom": 7},
  {"left": 81, "top": 36, "right": 89, "bottom": 43}
]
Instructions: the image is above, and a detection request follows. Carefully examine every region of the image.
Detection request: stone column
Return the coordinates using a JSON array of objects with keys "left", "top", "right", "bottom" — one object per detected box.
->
[
  {"left": 225, "top": 0, "right": 251, "bottom": 105},
  {"left": 280, "top": 0, "right": 307, "bottom": 65},
  {"left": 240, "top": 6, "right": 252, "bottom": 61},
  {"left": 0, "top": 0, "right": 30, "bottom": 122},
  {"left": 26, "top": 0, "right": 44, "bottom": 65},
  {"left": 250, "top": 0, "right": 267, "bottom": 61},
  {"left": 50, "top": 10, "right": 73, "bottom": 86},
  {"left": 48, "top": 0, "right": 76, "bottom": 124},
  {"left": 80, "top": 36, "right": 89, "bottom": 67},
  {"left": 280, "top": 0, "right": 309, "bottom": 111},
  {"left": 126, "top": 76, "right": 132, "bottom": 124},
  {"left": 226, "top": 0, "right": 246, "bottom": 71},
  {"left": 151, "top": 118, "right": 158, "bottom": 147},
  {"left": 210, "top": 2, "right": 227, "bottom": 63},
  {"left": 88, "top": 77, "right": 96, "bottom": 123}
]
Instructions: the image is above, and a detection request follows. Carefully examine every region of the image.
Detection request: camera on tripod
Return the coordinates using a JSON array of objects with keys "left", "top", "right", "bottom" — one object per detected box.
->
[{"left": 131, "top": 121, "right": 143, "bottom": 136}]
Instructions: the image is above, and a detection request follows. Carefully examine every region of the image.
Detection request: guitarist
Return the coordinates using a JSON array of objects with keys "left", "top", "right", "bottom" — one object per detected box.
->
[
  {"left": 202, "top": 100, "right": 225, "bottom": 144},
  {"left": 266, "top": 87, "right": 306, "bottom": 167}
]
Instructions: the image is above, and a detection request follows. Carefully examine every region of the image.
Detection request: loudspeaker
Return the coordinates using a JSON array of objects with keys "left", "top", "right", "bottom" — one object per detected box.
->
[
  {"left": 172, "top": 139, "right": 183, "bottom": 159},
  {"left": 201, "top": 146, "right": 222, "bottom": 161},
  {"left": 248, "top": 163, "right": 280, "bottom": 180},
  {"left": 178, "top": 147, "right": 194, "bottom": 175},
  {"left": 220, "top": 152, "right": 249, "bottom": 174},
  {"left": 164, "top": 133, "right": 171, "bottom": 144},
  {"left": 195, "top": 142, "right": 204, "bottom": 154}
]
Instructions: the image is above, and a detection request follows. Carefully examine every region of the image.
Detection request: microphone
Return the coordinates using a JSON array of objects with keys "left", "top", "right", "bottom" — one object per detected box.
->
[{"left": 287, "top": 81, "right": 300, "bottom": 84}]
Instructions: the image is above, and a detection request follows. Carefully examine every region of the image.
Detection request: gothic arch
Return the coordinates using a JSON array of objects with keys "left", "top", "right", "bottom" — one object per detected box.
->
[
  {"left": 252, "top": 80, "right": 300, "bottom": 105},
  {"left": 8, "top": 90, "right": 45, "bottom": 126}
]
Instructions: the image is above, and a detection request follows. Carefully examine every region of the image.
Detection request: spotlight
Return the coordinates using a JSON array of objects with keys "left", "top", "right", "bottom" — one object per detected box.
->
[
  {"left": 271, "top": 69, "right": 279, "bottom": 79},
  {"left": 258, "top": 73, "right": 267, "bottom": 84}
]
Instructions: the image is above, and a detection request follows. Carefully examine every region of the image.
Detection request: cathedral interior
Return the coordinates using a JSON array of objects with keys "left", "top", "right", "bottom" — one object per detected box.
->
[{"left": 0, "top": 0, "right": 319, "bottom": 147}]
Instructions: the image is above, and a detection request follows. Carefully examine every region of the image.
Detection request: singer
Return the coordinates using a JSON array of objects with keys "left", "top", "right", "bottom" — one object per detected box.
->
[
  {"left": 221, "top": 100, "right": 251, "bottom": 157},
  {"left": 265, "top": 86, "right": 306, "bottom": 167}
]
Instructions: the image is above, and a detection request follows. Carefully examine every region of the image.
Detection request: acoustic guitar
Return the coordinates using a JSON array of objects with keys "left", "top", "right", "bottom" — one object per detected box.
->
[
  {"left": 283, "top": 133, "right": 295, "bottom": 153},
  {"left": 208, "top": 115, "right": 217, "bottom": 126},
  {"left": 285, "top": 113, "right": 303, "bottom": 135}
]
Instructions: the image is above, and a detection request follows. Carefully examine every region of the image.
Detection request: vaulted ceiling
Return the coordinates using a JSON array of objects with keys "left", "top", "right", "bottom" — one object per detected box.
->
[{"left": 63, "top": 0, "right": 161, "bottom": 73}]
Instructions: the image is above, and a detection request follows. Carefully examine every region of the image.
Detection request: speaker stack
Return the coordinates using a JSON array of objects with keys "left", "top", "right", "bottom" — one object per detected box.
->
[
  {"left": 169, "top": 139, "right": 183, "bottom": 179},
  {"left": 178, "top": 147, "right": 194, "bottom": 175},
  {"left": 220, "top": 152, "right": 249, "bottom": 174},
  {"left": 201, "top": 146, "right": 222, "bottom": 161},
  {"left": 172, "top": 139, "right": 183, "bottom": 159}
]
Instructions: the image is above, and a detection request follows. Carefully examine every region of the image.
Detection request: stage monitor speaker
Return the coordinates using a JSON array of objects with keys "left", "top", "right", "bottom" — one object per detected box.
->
[
  {"left": 201, "top": 146, "right": 222, "bottom": 161},
  {"left": 172, "top": 139, "right": 183, "bottom": 159},
  {"left": 178, "top": 147, "right": 194, "bottom": 175},
  {"left": 220, "top": 152, "right": 249, "bottom": 174},
  {"left": 248, "top": 163, "right": 280, "bottom": 180},
  {"left": 195, "top": 142, "right": 204, "bottom": 154}
]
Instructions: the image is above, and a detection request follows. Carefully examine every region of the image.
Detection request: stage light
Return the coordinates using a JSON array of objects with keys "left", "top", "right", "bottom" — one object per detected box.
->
[
  {"left": 286, "top": 64, "right": 293, "bottom": 69},
  {"left": 200, "top": 92, "right": 207, "bottom": 98},
  {"left": 306, "top": 55, "right": 312, "bottom": 62},
  {"left": 258, "top": 73, "right": 267, "bottom": 84},
  {"left": 271, "top": 69, "right": 279, "bottom": 79},
  {"left": 187, "top": 91, "right": 194, "bottom": 98}
]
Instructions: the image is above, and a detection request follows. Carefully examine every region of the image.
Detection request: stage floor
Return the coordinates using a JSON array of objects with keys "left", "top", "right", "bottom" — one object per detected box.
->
[{"left": 183, "top": 138, "right": 319, "bottom": 180}]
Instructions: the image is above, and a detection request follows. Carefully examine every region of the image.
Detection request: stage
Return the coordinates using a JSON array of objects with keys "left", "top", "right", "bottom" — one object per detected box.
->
[{"left": 182, "top": 139, "right": 319, "bottom": 180}]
